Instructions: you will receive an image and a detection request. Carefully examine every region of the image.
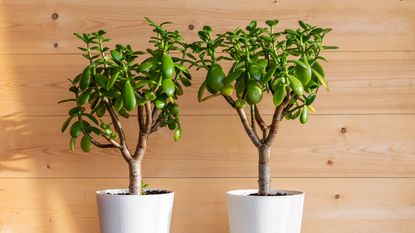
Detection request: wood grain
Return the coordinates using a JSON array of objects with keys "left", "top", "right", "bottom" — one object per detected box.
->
[
  {"left": 0, "top": 0, "right": 414, "bottom": 54},
  {"left": 1, "top": 1, "right": 414, "bottom": 232},
  {"left": 1, "top": 115, "right": 414, "bottom": 178},
  {"left": 0, "top": 51, "right": 414, "bottom": 116},
  {"left": 0, "top": 178, "right": 414, "bottom": 233}
]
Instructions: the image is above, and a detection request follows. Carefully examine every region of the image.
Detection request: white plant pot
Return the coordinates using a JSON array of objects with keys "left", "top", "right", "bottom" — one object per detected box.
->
[
  {"left": 227, "top": 189, "right": 304, "bottom": 233},
  {"left": 96, "top": 189, "right": 174, "bottom": 233}
]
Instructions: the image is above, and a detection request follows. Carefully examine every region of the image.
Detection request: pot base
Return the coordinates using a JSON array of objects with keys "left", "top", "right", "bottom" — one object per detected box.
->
[
  {"left": 96, "top": 189, "right": 174, "bottom": 233},
  {"left": 227, "top": 189, "right": 304, "bottom": 233}
]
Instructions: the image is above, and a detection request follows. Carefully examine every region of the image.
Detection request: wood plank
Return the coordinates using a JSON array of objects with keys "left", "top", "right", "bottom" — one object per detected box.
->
[
  {"left": 0, "top": 51, "right": 414, "bottom": 116},
  {"left": 0, "top": 178, "right": 413, "bottom": 233},
  {"left": 1, "top": 115, "right": 414, "bottom": 178},
  {"left": 0, "top": 0, "right": 414, "bottom": 54}
]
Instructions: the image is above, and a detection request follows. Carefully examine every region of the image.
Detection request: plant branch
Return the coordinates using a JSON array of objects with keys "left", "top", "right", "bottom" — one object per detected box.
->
[
  {"left": 134, "top": 102, "right": 152, "bottom": 161},
  {"left": 102, "top": 97, "right": 133, "bottom": 162},
  {"left": 254, "top": 105, "right": 269, "bottom": 140},
  {"left": 264, "top": 94, "right": 291, "bottom": 147},
  {"left": 138, "top": 106, "right": 145, "bottom": 130},
  {"left": 151, "top": 107, "right": 159, "bottom": 123},
  {"left": 90, "top": 137, "right": 116, "bottom": 148},
  {"left": 224, "top": 96, "right": 262, "bottom": 147},
  {"left": 250, "top": 105, "right": 257, "bottom": 135},
  {"left": 144, "top": 101, "right": 152, "bottom": 133},
  {"left": 223, "top": 95, "right": 236, "bottom": 106}
]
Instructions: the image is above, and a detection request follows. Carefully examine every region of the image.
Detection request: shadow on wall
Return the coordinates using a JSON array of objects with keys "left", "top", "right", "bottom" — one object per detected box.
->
[
  {"left": 0, "top": 114, "right": 31, "bottom": 173},
  {"left": 0, "top": 2, "right": 90, "bottom": 231},
  {"left": 0, "top": 55, "right": 101, "bottom": 232},
  {"left": 0, "top": 1, "right": 137, "bottom": 231}
]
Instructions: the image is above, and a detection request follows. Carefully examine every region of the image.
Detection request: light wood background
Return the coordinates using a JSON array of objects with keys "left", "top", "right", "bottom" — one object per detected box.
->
[{"left": 0, "top": 0, "right": 414, "bottom": 232}]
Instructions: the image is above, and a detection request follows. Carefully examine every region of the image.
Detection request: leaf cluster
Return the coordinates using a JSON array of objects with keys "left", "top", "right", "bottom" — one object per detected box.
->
[
  {"left": 60, "top": 19, "right": 192, "bottom": 152},
  {"left": 192, "top": 20, "right": 337, "bottom": 123}
]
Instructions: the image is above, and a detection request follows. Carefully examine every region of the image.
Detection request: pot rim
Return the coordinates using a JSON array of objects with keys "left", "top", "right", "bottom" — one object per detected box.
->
[
  {"left": 96, "top": 188, "right": 174, "bottom": 196},
  {"left": 226, "top": 189, "right": 304, "bottom": 198}
]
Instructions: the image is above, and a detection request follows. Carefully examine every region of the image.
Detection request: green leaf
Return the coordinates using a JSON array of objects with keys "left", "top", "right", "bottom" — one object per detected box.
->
[
  {"left": 77, "top": 89, "right": 91, "bottom": 106},
  {"left": 265, "top": 20, "right": 279, "bottom": 27},
  {"left": 223, "top": 69, "right": 245, "bottom": 85},
  {"left": 203, "top": 25, "right": 212, "bottom": 34},
  {"left": 288, "top": 75, "right": 304, "bottom": 96},
  {"left": 123, "top": 80, "right": 136, "bottom": 111},
  {"left": 95, "top": 103, "right": 106, "bottom": 117},
  {"left": 180, "top": 76, "right": 191, "bottom": 87},
  {"left": 305, "top": 93, "right": 317, "bottom": 106},
  {"left": 198, "top": 80, "right": 207, "bottom": 102},
  {"left": 73, "top": 33, "right": 85, "bottom": 42},
  {"left": 322, "top": 45, "right": 339, "bottom": 50},
  {"left": 138, "top": 59, "right": 155, "bottom": 72},
  {"left": 94, "top": 74, "right": 107, "bottom": 88},
  {"left": 70, "top": 121, "right": 82, "bottom": 138},
  {"left": 70, "top": 137, "right": 76, "bottom": 151},
  {"left": 114, "top": 97, "right": 123, "bottom": 112},
  {"left": 174, "top": 63, "right": 190, "bottom": 74},
  {"left": 263, "top": 65, "right": 277, "bottom": 83},
  {"left": 273, "top": 85, "right": 286, "bottom": 107},
  {"left": 162, "top": 78, "right": 175, "bottom": 97},
  {"left": 88, "top": 126, "right": 103, "bottom": 136},
  {"left": 300, "top": 106, "right": 308, "bottom": 124},
  {"left": 285, "top": 29, "right": 299, "bottom": 36},
  {"left": 312, "top": 68, "right": 329, "bottom": 91},
  {"left": 80, "top": 135, "right": 92, "bottom": 152},
  {"left": 83, "top": 113, "right": 99, "bottom": 125},
  {"left": 288, "top": 60, "right": 308, "bottom": 69},
  {"left": 299, "top": 20, "right": 308, "bottom": 29},
  {"left": 246, "top": 20, "right": 257, "bottom": 31},
  {"left": 174, "top": 128, "right": 182, "bottom": 141},
  {"left": 61, "top": 116, "right": 74, "bottom": 133},
  {"left": 106, "top": 71, "right": 119, "bottom": 90},
  {"left": 111, "top": 50, "right": 122, "bottom": 62},
  {"left": 69, "top": 106, "right": 83, "bottom": 116},
  {"left": 58, "top": 98, "right": 76, "bottom": 104},
  {"left": 80, "top": 66, "right": 91, "bottom": 90},
  {"left": 103, "top": 89, "right": 121, "bottom": 98},
  {"left": 135, "top": 80, "right": 157, "bottom": 89},
  {"left": 316, "top": 56, "right": 328, "bottom": 63}
]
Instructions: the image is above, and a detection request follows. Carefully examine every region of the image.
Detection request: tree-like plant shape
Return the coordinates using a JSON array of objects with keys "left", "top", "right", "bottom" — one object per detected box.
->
[
  {"left": 60, "top": 18, "right": 192, "bottom": 195},
  {"left": 191, "top": 20, "right": 337, "bottom": 195}
]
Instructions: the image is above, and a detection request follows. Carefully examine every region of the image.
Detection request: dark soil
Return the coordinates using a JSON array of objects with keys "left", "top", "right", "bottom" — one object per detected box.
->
[
  {"left": 105, "top": 190, "right": 172, "bottom": 195},
  {"left": 249, "top": 192, "right": 290, "bottom": 196}
]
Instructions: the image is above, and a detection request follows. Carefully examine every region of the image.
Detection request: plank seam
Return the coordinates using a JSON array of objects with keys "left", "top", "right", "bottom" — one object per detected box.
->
[
  {"left": 4, "top": 113, "right": 415, "bottom": 118},
  {"left": 0, "top": 177, "right": 414, "bottom": 180},
  {"left": 1, "top": 50, "right": 415, "bottom": 56}
]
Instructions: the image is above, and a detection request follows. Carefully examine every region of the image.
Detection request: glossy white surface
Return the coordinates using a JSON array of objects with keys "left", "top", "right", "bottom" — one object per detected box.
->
[
  {"left": 227, "top": 189, "right": 304, "bottom": 233},
  {"left": 96, "top": 189, "right": 174, "bottom": 233}
]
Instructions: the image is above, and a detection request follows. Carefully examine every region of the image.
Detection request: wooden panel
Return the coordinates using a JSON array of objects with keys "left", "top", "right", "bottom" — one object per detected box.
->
[
  {"left": 1, "top": 115, "right": 414, "bottom": 178},
  {"left": 0, "top": 0, "right": 414, "bottom": 54},
  {"left": 0, "top": 178, "right": 414, "bottom": 233},
  {"left": 1, "top": 51, "right": 414, "bottom": 116}
]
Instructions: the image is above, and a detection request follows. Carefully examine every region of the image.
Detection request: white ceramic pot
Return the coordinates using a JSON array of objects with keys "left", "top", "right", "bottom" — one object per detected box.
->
[
  {"left": 227, "top": 189, "right": 304, "bottom": 233},
  {"left": 96, "top": 189, "right": 174, "bottom": 233}
]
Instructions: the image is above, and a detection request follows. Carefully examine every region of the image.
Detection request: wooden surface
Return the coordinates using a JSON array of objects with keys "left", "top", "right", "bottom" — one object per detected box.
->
[
  {"left": 0, "top": 0, "right": 414, "bottom": 54},
  {"left": 0, "top": 0, "right": 414, "bottom": 233},
  {"left": 1, "top": 51, "right": 415, "bottom": 116},
  {"left": 0, "top": 178, "right": 414, "bottom": 233},
  {"left": 1, "top": 115, "right": 415, "bottom": 178}
]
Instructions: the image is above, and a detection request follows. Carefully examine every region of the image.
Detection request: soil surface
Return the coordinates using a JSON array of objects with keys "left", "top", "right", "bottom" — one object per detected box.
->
[
  {"left": 105, "top": 190, "right": 172, "bottom": 195},
  {"left": 249, "top": 192, "right": 290, "bottom": 196}
]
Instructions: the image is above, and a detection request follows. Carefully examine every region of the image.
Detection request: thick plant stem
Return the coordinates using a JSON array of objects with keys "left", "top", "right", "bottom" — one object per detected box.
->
[
  {"left": 258, "top": 145, "right": 271, "bottom": 195},
  {"left": 128, "top": 160, "right": 142, "bottom": 195}
]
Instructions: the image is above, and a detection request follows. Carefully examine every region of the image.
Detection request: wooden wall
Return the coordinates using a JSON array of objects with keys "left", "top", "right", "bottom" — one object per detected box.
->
[{"left": 0, "top": 0, "right": 414, "bottom": 232}]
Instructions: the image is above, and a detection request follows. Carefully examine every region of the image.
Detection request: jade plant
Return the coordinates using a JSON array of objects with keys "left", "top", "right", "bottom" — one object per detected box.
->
[
  {"left": 59, "top": 18, "right": 192, "bottom": 195},
  {"left": 191, "top": 20, "right": 336, "bottom": 195}
]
